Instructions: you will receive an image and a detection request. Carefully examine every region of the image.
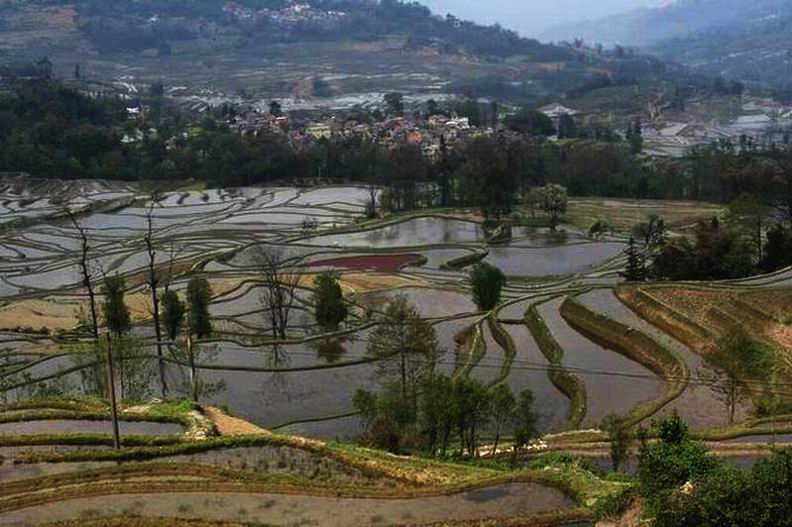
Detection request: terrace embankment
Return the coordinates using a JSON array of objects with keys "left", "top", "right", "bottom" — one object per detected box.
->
[
  {"left": 559, "top": 296, "right": 688, "bottom": 426},
  {"left": 525, "top": 304, "right": 587, "bottom": 430}
]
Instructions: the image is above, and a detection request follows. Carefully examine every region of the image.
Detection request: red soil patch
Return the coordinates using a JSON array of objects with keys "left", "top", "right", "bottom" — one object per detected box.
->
[{"left": 307, "top": 254, "right": 424, "bottom": 271}]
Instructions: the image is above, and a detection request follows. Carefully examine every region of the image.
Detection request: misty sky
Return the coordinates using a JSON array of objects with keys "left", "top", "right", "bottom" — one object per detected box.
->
[{"left": 420, "top": 0, "right": 669, "bottom": 37}]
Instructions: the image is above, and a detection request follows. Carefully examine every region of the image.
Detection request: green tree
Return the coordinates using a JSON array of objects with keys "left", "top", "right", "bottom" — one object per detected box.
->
[
  {"left": 700, "top": 326, "right": 773, "bottom": 424},
  {"left": 426, "top": 98, "right": 440, "bottom": 116},
  {"left": 313, "top": 271, "right": 348, "bottom": 331},
  {"left": 452, "top": 376, "right": 491, "bottom": 457},
  {"left": 724, "top": 192, "right": 770, "bottom": 262},
  {"left": 100, "top": 274, "right": 130, "bottom": 450},
  {"left": 505, "top": 109, "right": 556, "bottom": 136},
  {"left": 185, "top": 277, "right": 212, "bottom": 401},
  {"left": 187, "top": 277, "right": 212, "bottom": 339},
  {"left": 470, "top": 262, "right": 506, "bottom": 311},
  {"left": 638, "top": 412, "right": 719, "bottom": 513},
  {"left": 367, "top": 297, "right": 440, "bottom": 424},
  {"left": 384, "top": 92, "right": 404, "bottom": 116},
  {"left": 760, "top": 224, "right": 792, "bottom": 272},
  {"left": 534, "top": 184, "right": 568, "bottom": 230},
  {"left": 161, "top": 290, "right": 186, "bottom": 341},
  {"left": 512, "top": 389, "right": 537, "bottom": 462},
  {"left": 489, "top": 383, "right": 516, "bottom": 456},
  {"left": 622, "top": 237, "right": 646, "bottom": 282},
  {"left": 557, "top": 113, "right": 577, "bottom": 139},
  {"left": 632, "top": 214, "right": 666, "bottom": 249},
  {"left": 626, "top": 118, "right": 643, "bottom": 154},
  {"left": 654, "top": 450, "right": 792, "bottom": 527},
  {"left": 269, "top": 100, "right": 282, "bottom": 117},
  {"left": 102, "top": 275, "right": 131, "bottom": 337},
  {"left": 420, "top": 373, "right": 455, "bottom": 456}
]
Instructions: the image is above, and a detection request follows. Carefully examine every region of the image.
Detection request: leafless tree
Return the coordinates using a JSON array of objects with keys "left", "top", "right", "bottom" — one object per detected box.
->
[
  {"left": 65, "top": 209, "right": 120, "bottom": 446},
  {"left": 143, "top": 196, "right": 168, "bottom": 396},
  {"left": 366, "top": 180, "right": 380, "bottom": 219},
  {"left": 66, "top": 209, "right": 99, "bottom": 340},
  {"left": 252, "top": 246, "right": 301, "bottom": 339}
]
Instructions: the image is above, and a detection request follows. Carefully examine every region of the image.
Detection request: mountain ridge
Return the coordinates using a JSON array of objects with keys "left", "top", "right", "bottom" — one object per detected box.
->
[
  {"left": 540, "top": 0, "right": 792, "bottom": 47},
  {"left": 0, "top": 0, "right": 680, "bottom": 106}
]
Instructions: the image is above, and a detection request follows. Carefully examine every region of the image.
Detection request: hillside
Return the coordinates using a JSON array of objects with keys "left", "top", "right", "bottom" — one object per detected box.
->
[
  {"left": 0, "top": 0, "right": 678, "bottom": 107},
  {"left": 541, "top": 0, "right": 792, "bottom": 48},
  {"left": 651, "top": 14, "right": 792, "bottom": 90},
  {"left": 540, "top": 0, "right": 792, "bottom": 89}
]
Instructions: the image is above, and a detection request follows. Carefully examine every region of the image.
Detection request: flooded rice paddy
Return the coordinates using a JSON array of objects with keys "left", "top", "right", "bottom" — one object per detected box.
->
[{"left": 0, "top": 182, "right": 750, "bottom": 442}]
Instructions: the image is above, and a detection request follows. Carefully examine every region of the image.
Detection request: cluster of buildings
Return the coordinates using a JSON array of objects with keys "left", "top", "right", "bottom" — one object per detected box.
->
[
  {"left": 225, "top": 108, "right": 499, "bottom": 162},
  {"left": 222, "top": 2, "right": 348, "bottom": 28}
]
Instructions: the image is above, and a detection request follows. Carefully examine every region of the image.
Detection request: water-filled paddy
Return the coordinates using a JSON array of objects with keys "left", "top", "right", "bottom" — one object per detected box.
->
[
  {"left": 502, "top": 324, "right": 568, "bottom": 432},
  {"left": 538, "top": 299, "right": 663, "bottom": 427},
  {"left": 577, "top": 289, "right": 746, "bottom": 427},
  {"left": 302, "top": 217, "right": 484, "bottom": 248},
  {"left": 0, "top": 182, "right": 761, "bottom": 449},
  {"left": 485, "top": 242, "right": 624, "bottom": 277}
]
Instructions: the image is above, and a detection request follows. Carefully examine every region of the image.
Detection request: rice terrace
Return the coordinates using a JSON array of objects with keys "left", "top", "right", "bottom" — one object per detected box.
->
[
  {"left": 4, "top": 0, "right": 792, "bottom": 523},
  {"left": 0, "top": 174, "right": 787, "bottom": 526}
]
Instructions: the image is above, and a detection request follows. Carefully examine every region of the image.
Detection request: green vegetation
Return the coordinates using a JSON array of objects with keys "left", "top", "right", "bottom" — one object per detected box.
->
[
  {"left": 161, "top": 290, "right": 185, "bottom": 342},
  {"left": 363, "top": 296, "right": 440, "bottom": 430},
  {"left": 312, "top": 271, "right": 348, "bottom": 332},
  {"left": 529, "top": 184, "right": 568, "bottom": 231},
  {"left": 653, "top": 449, "right": 792, "bottom": 526},
  {"left": 505, "top": 109, "right": 556, "bottom": 137},
  {"left": 187, "top": 277, "right": 212, "bottom": 340},
  {"left": 469, "top": 262, "right": 506, "bottom": 311},
  {"left": 638, "top": 413, "right": 720, "bottom": 514},
  {"left": 103, "top": 275, "right": 131, "bottom": 337},
  {"left": 357, "top": 371, "right": 537, "bottom": 460},
  {"left": 700, "top": 326, "right": 774, "bottom": 424}
]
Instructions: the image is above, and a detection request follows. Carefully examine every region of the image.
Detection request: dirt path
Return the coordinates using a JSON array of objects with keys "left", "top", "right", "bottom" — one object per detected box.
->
[{"left": 204, "top": 407, "right": 267, "bottom": 436}]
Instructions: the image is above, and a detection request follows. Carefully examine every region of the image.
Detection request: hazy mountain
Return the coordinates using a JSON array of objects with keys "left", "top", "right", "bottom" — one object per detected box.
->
[
  {"left": 540, "top": 0, "right": 792, "bottom": 47},
  {"left": 652, "top": 12, "right": 792, "bottom": 88},
  {"left": 420, "top": 0, "right": 664, "bottom": 37}
]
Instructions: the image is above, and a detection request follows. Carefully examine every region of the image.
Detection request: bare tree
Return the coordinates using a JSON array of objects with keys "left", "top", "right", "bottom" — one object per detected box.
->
[
  {"left": 66, "top": 209, "right": 99, "bottom": 340},
  {"left": 252, "top": 246, "right": 301, "bottom": 339},
  {"left": 143, "top": 197, "right": 168, "bottom": 396}
]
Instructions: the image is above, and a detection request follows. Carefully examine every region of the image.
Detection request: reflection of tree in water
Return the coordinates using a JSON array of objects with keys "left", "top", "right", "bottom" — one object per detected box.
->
[
  {"left": 365, "top": 223, "right": 399, "bottom": 244},
  {"left": 266, "top": 344, "right": 291, "bottom": 369},
  {"left": 313, "top": 338, "right": 348, "bottom": 364},
  {"left": 260, "top": 344, "right": 290, "bottom": 401},
  {"left": 169, "top": 343, "right": 227, "bottom": 400}
]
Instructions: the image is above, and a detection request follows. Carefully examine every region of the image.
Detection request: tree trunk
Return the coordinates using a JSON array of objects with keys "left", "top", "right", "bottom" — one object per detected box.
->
[
  {"left": 149, "top": 269, "right": 167, "bottom": 398},
  {"left": 187, "top": 331, "right": 198, "bottom": 402},
  {"left": 400, "top": 350, "right": 407, "bottom": 410},
  {"left": 87, "top": 283, "right": 99, "bottom": 340},
  {"left": 106, "top": 335, "right": 121, "bottom": 449}
]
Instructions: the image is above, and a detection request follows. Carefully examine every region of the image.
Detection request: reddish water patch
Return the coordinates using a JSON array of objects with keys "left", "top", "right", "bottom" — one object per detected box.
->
[{"left": 308, "top": 254, "right": 424, "bottom": 271}]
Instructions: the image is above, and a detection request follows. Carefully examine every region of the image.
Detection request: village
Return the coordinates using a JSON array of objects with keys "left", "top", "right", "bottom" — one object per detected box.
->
[{"left": 119, "top": 92, "right": 792, "bottom": 162}]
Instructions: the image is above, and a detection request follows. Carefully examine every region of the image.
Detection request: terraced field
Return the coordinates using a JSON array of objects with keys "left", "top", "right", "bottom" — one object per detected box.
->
[{"left": 0, "top": 179, "right": 790, "bottom": 525}]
